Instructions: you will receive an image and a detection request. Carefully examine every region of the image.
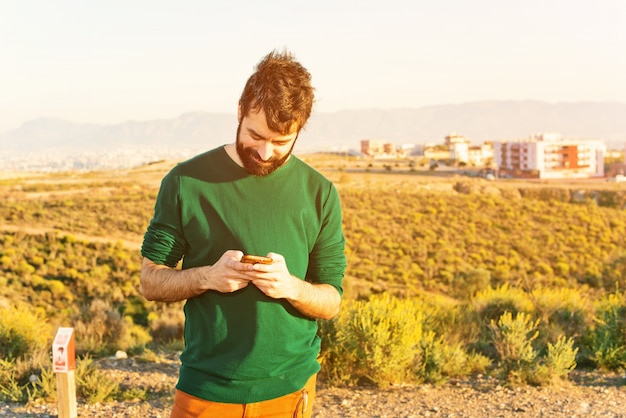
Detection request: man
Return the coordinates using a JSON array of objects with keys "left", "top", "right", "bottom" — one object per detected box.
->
[{"left": 140, "top": 50, "right": 346, "bottom": 418}]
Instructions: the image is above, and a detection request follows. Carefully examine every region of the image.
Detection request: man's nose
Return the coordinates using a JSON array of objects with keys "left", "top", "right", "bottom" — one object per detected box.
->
[{"left": 257, "top": 142, "right": 274, "bottom": 161}]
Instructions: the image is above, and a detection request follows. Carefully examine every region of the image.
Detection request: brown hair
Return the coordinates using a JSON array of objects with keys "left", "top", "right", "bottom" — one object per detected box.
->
[{"left": 239, "top": 50, "right": 315, "bottom": 135}]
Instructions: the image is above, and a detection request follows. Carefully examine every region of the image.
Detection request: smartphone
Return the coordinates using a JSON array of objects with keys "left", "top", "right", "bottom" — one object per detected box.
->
[{"left": 241, "top": 255, "right": 273, "bottom": 264}]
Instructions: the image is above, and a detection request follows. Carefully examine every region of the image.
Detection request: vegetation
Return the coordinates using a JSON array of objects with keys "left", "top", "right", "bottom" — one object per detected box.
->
[{"left": 1, "top": 161, "right": 626, "bottom": 403}]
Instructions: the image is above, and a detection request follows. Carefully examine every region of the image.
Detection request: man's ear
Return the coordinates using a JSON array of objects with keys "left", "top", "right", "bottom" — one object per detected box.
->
[{"left": 237, "top": 103, "right": 243, "bottom": 123}]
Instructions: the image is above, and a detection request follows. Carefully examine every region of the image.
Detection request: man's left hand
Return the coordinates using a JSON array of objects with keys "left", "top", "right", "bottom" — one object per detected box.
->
[{"left": 246, "top": 252, "right": 303, "bottom": 300}]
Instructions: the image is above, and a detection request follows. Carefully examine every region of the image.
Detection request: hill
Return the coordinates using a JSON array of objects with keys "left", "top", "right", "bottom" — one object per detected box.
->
[
  {"left": 1, "top": 101, "right": 625, "bottom": 160},
  {"left": 2, "top": 159, "right": 626, "bottom": 415}
]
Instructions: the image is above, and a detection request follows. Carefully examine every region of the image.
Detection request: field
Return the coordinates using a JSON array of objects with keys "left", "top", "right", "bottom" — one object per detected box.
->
[{"left": 1, "top": 153, "right": 626, "bottom": 416}]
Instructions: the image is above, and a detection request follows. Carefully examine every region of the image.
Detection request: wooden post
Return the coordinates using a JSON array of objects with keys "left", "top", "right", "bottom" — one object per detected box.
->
[
  {"left": 53, "top": 327, "right": 77, "bottom": 418},
  {"left": 56, "top": 370, "right": 77, "bottom": 418}
]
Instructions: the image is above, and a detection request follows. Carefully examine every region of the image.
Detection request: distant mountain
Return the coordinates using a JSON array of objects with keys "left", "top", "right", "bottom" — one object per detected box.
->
[
  {"left": 1, "top": 101, "right": 625, "bottom": 157},
  {"left": 301, "top": 101, "right": 626, "bottom": 150},
  {"left": 0, "top": 112, "right": 236, "bottom": 155}
]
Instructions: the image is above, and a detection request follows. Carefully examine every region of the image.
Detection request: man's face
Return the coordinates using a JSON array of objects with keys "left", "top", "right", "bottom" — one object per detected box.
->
[{"left": 236, "top": 108, "right": 298, "bottom": 176}]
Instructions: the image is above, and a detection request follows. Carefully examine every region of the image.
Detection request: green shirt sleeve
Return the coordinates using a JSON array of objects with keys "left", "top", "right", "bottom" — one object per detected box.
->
[
  {"left": 141, "top": 169, "right": 187, "bottom": 267},
  {"left": 305, "top": 184, "right": 346, "bottom": 296}
]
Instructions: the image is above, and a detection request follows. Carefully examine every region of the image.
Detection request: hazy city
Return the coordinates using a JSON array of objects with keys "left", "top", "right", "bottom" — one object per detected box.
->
[{"left": 2, "top": 1, "right": 626, "bottom": 417}]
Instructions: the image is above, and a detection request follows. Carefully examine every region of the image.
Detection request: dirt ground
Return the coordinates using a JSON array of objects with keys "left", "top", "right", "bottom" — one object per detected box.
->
[{"left": 1, "top": 357, "right": 625, "bottom": 417}]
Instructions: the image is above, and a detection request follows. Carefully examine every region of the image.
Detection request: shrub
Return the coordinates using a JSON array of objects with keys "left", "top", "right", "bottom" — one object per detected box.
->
[
  {"left": 531, "top": 336, "right": 578, "bottom": 385},
  {"left": 122, "top": 317, "right": 153, "bottom": 355},
  {"left": 452, "top": 268, "right": 492, "bottom": 299},
  {"left": 319, "top": 294, "right": 487, "bottom": 387},
  {"left": 31, "top": 361, "right": 57, "bottom": 403},
  {"left": 415, "top": 331, "right": 490, "bottom": 383},
  {"left": 0, "top": 359, "right": 29, "bottom": 402},
  {"left": 0, "top": 349, "right": 54, "bottom": 403},
  {"left": 150, "top": 309, "right": 185, "bottom": 345},
  {"left": 408, "top": 293, "right": 491, "bottom": 381},
  {"left": 320, "top": 294, "right": 425, "bottom": 386},
  {"left": 473, "top": 285, "right": 534, "bottom": 323},
  {"left": 74, "top": 299, "right": 128, "bottom": 355},
  {"left": 0, "top": 304, "right": 51, "bottom": 361},
  {"left": 471, "top": 285, "right": 534, "bottom": 356},
  {"left": 489, "top": 311, "right": 539, "bottom": 384},
  {"left": 76, "top": 355, "right": 119, "bottom": 404},
  {"left": 588, "top": 291, "right": 626, "bottom": 370},
  {"left": 489, "top": 311, "right": 578, "bottom": 385},
  {"left": 530, "top": 286, "right": 592, "bottom": 349}
]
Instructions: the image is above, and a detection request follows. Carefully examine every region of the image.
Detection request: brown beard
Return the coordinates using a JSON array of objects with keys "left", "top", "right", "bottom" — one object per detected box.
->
[{"left": 235, "top": 123, "right": 296, "bottom": 176}]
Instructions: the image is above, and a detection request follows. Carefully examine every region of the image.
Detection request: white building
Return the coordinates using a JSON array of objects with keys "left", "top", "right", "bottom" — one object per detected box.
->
[
  {"left": 445, "top": 133, "right": 470, "bottom": 163},
  {"left": 494, "top": 133, "right": 605, "bottom": 179}
]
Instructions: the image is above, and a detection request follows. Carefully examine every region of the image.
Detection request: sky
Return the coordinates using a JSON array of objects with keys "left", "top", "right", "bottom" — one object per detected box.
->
[{"left": 1, "top": 0, "right": 625, "bottom": 133}]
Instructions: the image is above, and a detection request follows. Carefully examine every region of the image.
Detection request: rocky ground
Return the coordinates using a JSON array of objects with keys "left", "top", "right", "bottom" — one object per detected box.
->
[{"left": 1, "top": 356, "right": 626, "bottom": 417}]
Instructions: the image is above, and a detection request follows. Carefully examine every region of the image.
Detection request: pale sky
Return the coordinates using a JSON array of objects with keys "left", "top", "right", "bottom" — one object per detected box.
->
[{"left": 2, "top": 0, "right": 625, "bottom": 133}]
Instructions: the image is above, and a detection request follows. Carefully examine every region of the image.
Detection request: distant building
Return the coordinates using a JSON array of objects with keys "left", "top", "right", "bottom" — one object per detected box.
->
[
  {"left": 494, "top": 133, "right": 605, "bottom": 179},
  {"left": 397, "top": 143, "right": 417, "bottom": 157},
  {"left": 468, "top": 142, "right": 494, "bottom": 167},
  {"left": 360, "top": 139, "right": 397, "bottom": 158},
  {"left": 423, "top": 148, "right": 451, "bottom": 162},
  {"left": 361, "top": 139, "right": 385, "bottom": 156},
  {"left": 445, "top": 133, "right": 470, "bottom": 163}
]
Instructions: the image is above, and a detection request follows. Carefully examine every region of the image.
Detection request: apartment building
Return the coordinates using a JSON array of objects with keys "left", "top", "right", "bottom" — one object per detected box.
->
[
  {"left": 468, "top": 142, "right": 495, "bottom": 167},
  {"left": 360, "top": 139, "right": 397, "bottom": 157},
  {"left": 494, "top": 133, "right": 605, "bottom": 179},
  {"left": 445, "top": 133, "right": 470, "bottom": 163}
]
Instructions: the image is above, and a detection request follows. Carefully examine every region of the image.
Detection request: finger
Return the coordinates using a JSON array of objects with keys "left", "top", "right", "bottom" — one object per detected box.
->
[
  {"left": 265, "top": 252, "right": 284, "bottom": 262},
  {"left": 224, "top": 249, "right": 244, "bottom": 261},
  {"left": 250, "top": 262, "right": 270, "bottom": 271}
]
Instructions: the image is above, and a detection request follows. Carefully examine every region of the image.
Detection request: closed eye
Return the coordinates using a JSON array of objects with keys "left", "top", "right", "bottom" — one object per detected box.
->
[{"left": 248, "top": 129, "right": 267, "bottom": 141}]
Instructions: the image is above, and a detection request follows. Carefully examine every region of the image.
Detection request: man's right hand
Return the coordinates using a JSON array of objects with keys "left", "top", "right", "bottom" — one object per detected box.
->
[
  {"left": 197, "top": 250, "right": 253, "bottom": 293},
  {"left": 139, "top": 251, "right": 253, "bottom": 302}
]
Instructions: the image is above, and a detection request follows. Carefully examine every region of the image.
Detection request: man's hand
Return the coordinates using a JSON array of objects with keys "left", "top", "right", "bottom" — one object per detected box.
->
[
  {"left": 198, "top": 250, "right": 253, "bottom": 293},
  {"left": 242, "top": 252, "right": 341, "bottom": 320},
  {"left": 243, "top": 253, "right": 303, "bottom": 300},
  {"left": 140, "top": 250, "right": 253, "bottom": 302},
  {"left": 141, "top": 251, "right": 341, "bottom": 319}
]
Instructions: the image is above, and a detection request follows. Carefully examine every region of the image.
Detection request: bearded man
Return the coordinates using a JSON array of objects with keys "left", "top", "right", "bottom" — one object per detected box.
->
[{"left": 140, "top": 50, "right": 346, "bottom": 418}]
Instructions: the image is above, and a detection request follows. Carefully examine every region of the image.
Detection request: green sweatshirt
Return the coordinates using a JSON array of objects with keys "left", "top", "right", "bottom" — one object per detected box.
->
[{"left": 141, "top": 146, "right": 346, "bottom": 403}]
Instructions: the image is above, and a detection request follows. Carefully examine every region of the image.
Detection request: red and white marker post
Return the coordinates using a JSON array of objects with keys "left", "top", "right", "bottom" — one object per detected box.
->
[{"left": 52, "top": 327, "right": 77, "bottom": 418}]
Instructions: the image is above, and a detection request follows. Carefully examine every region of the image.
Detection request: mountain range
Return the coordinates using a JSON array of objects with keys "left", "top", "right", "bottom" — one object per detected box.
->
[{"left": 1, "top": 101, "right": 625, "bottom": 157}]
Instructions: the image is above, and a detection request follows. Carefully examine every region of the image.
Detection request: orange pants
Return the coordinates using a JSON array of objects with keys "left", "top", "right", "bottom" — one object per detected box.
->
[{"left": 170, "top": 374, "right": 316, "bottom": 418}]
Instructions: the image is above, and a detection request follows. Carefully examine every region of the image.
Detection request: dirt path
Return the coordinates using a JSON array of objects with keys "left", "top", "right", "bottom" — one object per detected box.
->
[{"left": 0, "top": 223, "right": 141, "bottom": 251}]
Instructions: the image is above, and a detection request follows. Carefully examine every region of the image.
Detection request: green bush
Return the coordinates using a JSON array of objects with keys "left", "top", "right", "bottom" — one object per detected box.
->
[
  {"left": 0, "top": 359, "right": 29, "bottom": 402},
  {"left": 532, "top": 336, "right": 578, "bottom": 385},
  {"left": 489, "top": 311, "right": 539, "bottom": 384},
  {"left": 489, "top": 311, "right": 578, "bottom": 385},
  {"left": 530, "top": 287, "right": 592, "bottom": 349},
  {"left": 76, "top": 355, "right": 119, "bottom": 404},
  {"left": 0, "top": 349, "right": 55, "bottom": 403},
  {"left": 471, "top": 285, "right": 534, "bottom": 357},
  {"left": 149, "top": 308, "right": 185, "bottom": 345},
  {"left": 319, "top": 294, "right": 488, "bottom": 387},
  {"left": 320, "top": 294, "right": 425, "bottom": 386},
  {"left": 73, "top": 299, "right": 151, "bottom": 355},
  {"left": 415, "top": 331, "right": 490, "bottom": 383},
  {"left": 451, "top": 268, "right": 492, "bottom": 299},
  {"left": 589, "top": 291, "right": 626, "bottom": 370},
  {"left": 473, "top": 285, "right": 534, "bottom": 323},
  {"left": 0, "top": 304, "right": 51, "bottom": 361}
]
